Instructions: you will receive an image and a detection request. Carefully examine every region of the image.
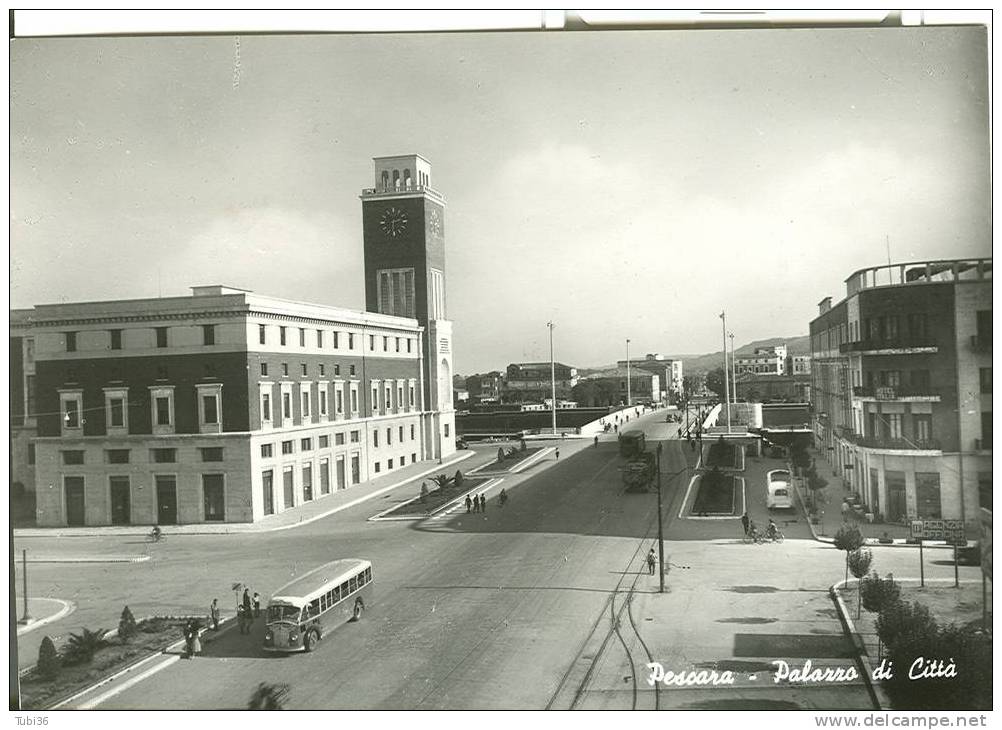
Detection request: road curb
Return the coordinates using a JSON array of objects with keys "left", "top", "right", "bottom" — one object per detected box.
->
[
  {"left": 16, "top": 598, "right": 76, "bottom": 637},
  {"left": 26, "top": 556, "right": 151, "bottom": 564},
  {"left": 830, "top": 578, "right": 884, "bottom": 710}
]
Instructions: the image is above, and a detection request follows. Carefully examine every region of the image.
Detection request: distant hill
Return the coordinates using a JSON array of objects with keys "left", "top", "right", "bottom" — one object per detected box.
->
[{"left": 578, "top": 335, "right": 810, "bottom": 376}]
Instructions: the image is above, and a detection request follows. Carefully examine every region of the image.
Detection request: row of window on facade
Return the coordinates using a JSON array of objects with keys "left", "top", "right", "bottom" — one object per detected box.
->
[
  {"left": 57, "top": 326, "right": 416, "bottom": 354},
  {"left": 258, "top": 423, "right": 419, "bottom": 460},
  {"left": 257, "top": 325, "right": 415, "bottom": 355},
  {"left": 59, "top": 384, "right": 221, "bottom": 435},
  {"left": 261, "top": 380, "right": 417, "bottom": 427}
]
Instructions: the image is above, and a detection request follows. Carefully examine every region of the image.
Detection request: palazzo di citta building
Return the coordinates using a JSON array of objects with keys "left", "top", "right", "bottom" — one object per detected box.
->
[{"left": 10, "top": 155, "right": 456, "bottom": 527}]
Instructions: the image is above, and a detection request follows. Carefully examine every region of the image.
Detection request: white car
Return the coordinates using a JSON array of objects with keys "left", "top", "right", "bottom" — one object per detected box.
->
[{"left": 766, "top": 469, "right": 793, "bottom": 510}]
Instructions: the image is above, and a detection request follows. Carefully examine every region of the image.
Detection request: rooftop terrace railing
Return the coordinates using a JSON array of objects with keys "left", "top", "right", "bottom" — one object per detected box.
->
[{"left": 845, "top": 258, "right": 991, "bottom": 296}]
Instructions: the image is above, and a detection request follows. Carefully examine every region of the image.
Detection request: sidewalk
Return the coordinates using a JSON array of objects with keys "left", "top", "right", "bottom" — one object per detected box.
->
[
  {"left": 798, "top": 449, "right": 952, "bottom": 549},
  {"left": 14, "top": 451, "right": 477, "bottom": 538}
]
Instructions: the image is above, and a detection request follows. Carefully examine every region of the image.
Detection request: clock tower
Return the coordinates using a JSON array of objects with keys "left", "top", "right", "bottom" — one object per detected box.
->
[{"left": 361, "top": 155, "right": 454, "bottom": 458}]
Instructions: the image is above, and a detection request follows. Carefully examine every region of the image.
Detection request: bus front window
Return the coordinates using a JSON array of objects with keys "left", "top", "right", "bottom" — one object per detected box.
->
[{"left": 267, "top": 605, "right": 301, "bottom": 623}]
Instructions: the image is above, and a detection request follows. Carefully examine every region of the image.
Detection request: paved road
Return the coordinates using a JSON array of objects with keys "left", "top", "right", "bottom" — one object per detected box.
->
[{"left": 16, "top": 407, "right": 981, "bottom": 710}]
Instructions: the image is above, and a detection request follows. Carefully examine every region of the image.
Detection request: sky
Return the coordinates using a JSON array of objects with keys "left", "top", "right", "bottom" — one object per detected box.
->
[{"left": 9, "top": 24, "right": 991, "bottom": 374}]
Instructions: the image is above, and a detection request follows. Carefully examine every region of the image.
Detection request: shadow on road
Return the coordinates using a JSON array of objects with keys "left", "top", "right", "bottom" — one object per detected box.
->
[{"left": 197, "top": 621, "right": 275, "bottom": 660}]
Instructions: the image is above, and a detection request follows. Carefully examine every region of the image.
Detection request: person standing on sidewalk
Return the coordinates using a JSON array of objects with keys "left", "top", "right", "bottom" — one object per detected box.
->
[
  {"left": 242, "top": 588, "right": 253, "bottom": 620},
  {"left": 741, "top": 512, "right": 750, "bottom": 536},
  {"left": 210, "top": 599, "right": 221, "bottom": 631},
  {"left": 555, "top": 448, "right": 560, "bottom": 459},
  {"left": 253, "top": 592, "right": 261, "bottom": 618},
  {"left": 465, "top": 495, "right": 473, "bottom": 513},
  {"left": 646, "top": 549, "right": 657, "bottom": 575},
  {"left": 479, "top": 494, "right": 487, "bottom": 513}
]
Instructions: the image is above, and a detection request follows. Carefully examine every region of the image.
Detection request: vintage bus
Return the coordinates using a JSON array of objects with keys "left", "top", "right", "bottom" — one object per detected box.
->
[{"left": 263, "top": 558, "right": 373, "bottom": 653}]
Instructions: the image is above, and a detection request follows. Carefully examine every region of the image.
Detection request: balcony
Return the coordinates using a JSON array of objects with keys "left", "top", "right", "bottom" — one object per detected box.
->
[
  {"left": 840, "top": 430, "right": 942, "bottom": 451},
  {"left": 840, "top": 337, "right": 937, "bottom": 356},
  {"left": 361, "top": 183, "right": 444, "bottom": 202},
  {"left": 971, "top": 335, "right": 992, "bottom": 353},
  {"left": 851, "top": 385, "right": 941, "bottom": 402}
]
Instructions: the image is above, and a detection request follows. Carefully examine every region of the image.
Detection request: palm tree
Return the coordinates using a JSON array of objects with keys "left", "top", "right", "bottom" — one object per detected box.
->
[
  {"left": 248, "top": 683, "right": 291, "bottom": 710},
  {"left": 63, "top": 628, "right": 108, "bottom": 665}
]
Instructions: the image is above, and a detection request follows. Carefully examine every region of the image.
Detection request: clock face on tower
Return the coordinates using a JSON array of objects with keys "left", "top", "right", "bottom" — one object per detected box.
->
[{"left": 379, "top": 206, "right": 408, "bottom": 239}]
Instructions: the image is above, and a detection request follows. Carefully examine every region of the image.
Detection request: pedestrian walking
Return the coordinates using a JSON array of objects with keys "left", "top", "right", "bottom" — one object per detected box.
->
[
  {"left": 210, "top": 598, "right": 221, "bottom": 631},
  {"left": 183, "top": 620, "right": 194, "bottom": 658},
  {"left": 841, "top": 501, "right": 850, "bottom": 521},
  {"left": 479, "top": 494, "right": 487, "bottom": 513},
  {"left": 594, "top": 435, "right": 599, "bottom": 447},
  {"left": 253, "top": 592, "right": 261, "bottom": 618},
  {"left": 237, "top": 604, "right": 248, "bottom": 634},
  {"left": 741, "top": 512, "right": 750, "bottom": 536},
  {"left": 242, "top": 587, "right": 252, "bottom": 618},
  {"left": 465, "top": 495, "right": 473, "bottom": 513},
  {"left": 646, "top": 548, "right": 657, "bottom": 575},
  {"left": 555, "top": 448, "right": 560, "bottom": 459}
]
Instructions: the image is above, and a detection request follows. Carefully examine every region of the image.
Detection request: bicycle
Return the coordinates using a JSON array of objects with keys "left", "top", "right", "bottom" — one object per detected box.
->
[
  {"left": 742, "top": 529, "right": 767, "bottom": 545},
  {"left": 148, "top": 527, "right": 166, "bottom": 543},
  {"left": 764, "top": 529, "right": 785, "bottom": 543}
]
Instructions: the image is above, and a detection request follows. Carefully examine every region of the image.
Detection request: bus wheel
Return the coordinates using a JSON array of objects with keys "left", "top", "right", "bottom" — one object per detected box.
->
[
  {"left": 352, "top": 600, "right": 364, "bottom": 621},
  {"left": 304, "top": 629, "right": 318, "bottom": 652}
]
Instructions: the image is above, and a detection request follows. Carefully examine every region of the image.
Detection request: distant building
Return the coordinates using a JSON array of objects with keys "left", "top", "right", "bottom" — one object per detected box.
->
[
  {"left": 788, "top": 354, "right": 812, "bottom": 375},
  {"left": 503, "top": 362, "right": 578, "bottom": 403},
  {"left": 735, "top": 345, "right": 788, "bottom": 376},
  {"left": 465, "top": 371, "right": 504, "bottom": 405},
  {"left": 735, "top": 373, "right": 810, "bottom": 402},
  {"left": 810, "top": 257, "right": 991, "bottom": 528},
  {"left": 580, "top": 368, "right": 659, "bottom": 405},
  {"left": 617, "top": 353, "right": 683, "bottom": 402}
]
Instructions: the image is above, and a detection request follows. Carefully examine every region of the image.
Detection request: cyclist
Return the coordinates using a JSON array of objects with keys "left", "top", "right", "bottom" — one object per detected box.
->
[
  {"left": 151, "top": 525, "right": 162, "bottom": 542},
  {"left": 766, "top": 519, "right": 779, "bottom": 541}
]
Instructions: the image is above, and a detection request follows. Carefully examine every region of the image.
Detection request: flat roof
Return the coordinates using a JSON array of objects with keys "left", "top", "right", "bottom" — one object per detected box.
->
[{"left": 270, "top": 559, "right": 370, "bottom": 605}]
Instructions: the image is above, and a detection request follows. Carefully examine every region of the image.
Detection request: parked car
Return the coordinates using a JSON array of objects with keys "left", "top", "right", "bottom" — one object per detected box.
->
[
  {"left": 766, "top": 469, "right": 793, "bottom": 510},
  {"left": 955, "top": 542, "right": 982, "bottom": 566}
]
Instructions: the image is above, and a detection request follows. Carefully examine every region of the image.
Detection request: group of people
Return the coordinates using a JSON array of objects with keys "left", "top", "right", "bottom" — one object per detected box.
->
[
  {"left": 465, "top": 493, "right": 489, "bottom": 513},
  {"left": 740, "top": 512, "right": 781, "bottom": 542},
  {"left": 236, "top": 587, "right": 261, "bottom": 634}
]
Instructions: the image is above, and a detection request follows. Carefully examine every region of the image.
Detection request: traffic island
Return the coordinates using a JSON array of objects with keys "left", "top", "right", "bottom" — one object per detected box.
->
[
  {"left": 680, "top": 468, "right": 746, "bottom": 519},
  {"left": 370, "top": 476, "right": 492, "bottom": 519},
  {"left": 702, "top": 437, "right": 745, "bottom": 471},
  {"left": 20, "top": 616, "right": 217, "bottom": 709}
]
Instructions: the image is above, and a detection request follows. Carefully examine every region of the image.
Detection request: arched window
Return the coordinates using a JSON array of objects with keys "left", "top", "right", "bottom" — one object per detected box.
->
[
  {"left": 403, "top": 169, "right": 412, "bottom": 188},
  {"left": 381, "top": 171, "right": 389, "bottom": 190},
  {"left": 392, "top": 170, "right": 400, "bottom": 189}
]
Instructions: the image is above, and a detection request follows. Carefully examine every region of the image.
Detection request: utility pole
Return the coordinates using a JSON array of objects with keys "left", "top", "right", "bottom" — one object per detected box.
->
[
  {"left": 19, "top": 549, "right": 30, "bottom": 624},
  {"left": 657, "top": 442, "right": 665, "bottom": 593},
  {"left": 720, "top": 312, "right": 731, "bottom": 433},
  {"left": 548, "top": 321, "right": 557, "bottom": 435},
  {"left": 626, "top": 338, "right": 631, "bottom": 408},
  {"left": 729, "top": 332, "right": 736, "bottom": 404}
]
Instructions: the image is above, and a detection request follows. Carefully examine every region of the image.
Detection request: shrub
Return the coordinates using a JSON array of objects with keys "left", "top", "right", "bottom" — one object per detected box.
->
[
  {"left": 497, "top": 447, "right": 505, "bottom": 462},
  {"left": 36, "top": 636, "right": 60, "bottom": 681},
  {"left": 520, "top": 439, "right": 527, "bottom": 451},
  {"left": 834, "top": 524, "right": 864, "bottom": 583},
  {"left": 860, "top": 572, "right": 901, "bottom": 616},
  {"left": 419, "top": 483, "right": 429, "bottom": 504},
  {"left": 62, "top": 628, "right": 109, "bottom": 666},
  {"left": 118, "top": 606, "right": 138, "bottom": 643},
  {"left": 847, "top": 548, "right": 873, "bottom": 617},
  {"left": 876, "top": 600, "right": 937, "bottom": 653},
  {"left": 454, "top": 470, "right": 463, "bottom": 488},
  {"left": 433, "top": 474, "right": 449, "bottom": 488},
  {"left": 881, "top": 622, "right": 992, "bottom": 710}
]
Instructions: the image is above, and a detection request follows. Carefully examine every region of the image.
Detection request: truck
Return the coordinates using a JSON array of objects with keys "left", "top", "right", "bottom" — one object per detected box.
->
[
  {"left": 618, "top": 430, "right": 646, "bottom": 458},
  {"left": 623, "top": 451, "right": 657, "bottom": 492}
]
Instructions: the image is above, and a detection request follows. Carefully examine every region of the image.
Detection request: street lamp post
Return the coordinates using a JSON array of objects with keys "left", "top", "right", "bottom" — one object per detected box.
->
[
  {"left": 19, "top": 549, "right": 31, "bottom": 624},
  {"left": 720, "top": 312, "right": 731, "bottom": 432},
  {"left": 626, "top": 338, "right": 631, "bottom": 408},
  {"left": 656, "top": 442, "right": 665, "bottom": 593},
  {"left": 548, "top": 322, "right": 557, "bottom": 436}
]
